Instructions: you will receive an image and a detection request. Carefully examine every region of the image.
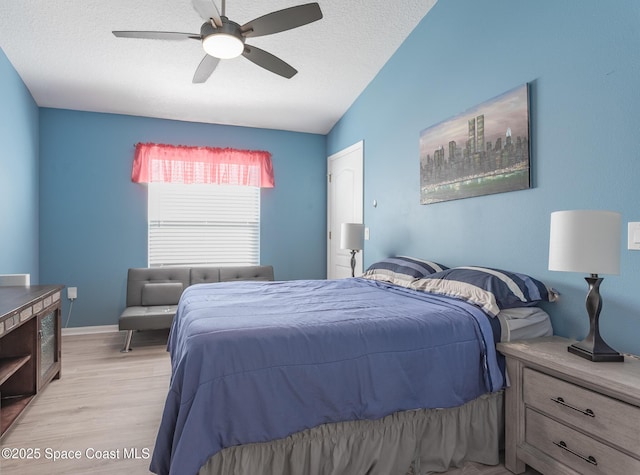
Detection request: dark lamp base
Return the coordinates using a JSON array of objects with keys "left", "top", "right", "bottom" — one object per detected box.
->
[
  {"left": 568, "top": 341, "right": 624, "bottom": 362},
  {"left": 349, "top": 250, "right": 357, "bottom": 278},
  {"left": 568, "top": 275, "right": 625, "bottom": 363}
]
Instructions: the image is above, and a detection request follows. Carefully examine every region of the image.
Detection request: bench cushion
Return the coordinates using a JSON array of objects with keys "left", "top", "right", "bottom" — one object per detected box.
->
[
  {"left": 142, "top": 282, "right": 184, "bottom": 306},
  {"left": 190, "top": 267, "right": 221, "bottom": 285},
  {"left": 120, "top": 265, "right": 275, "bottom": 334},
  {"left": 119, "top": 305, "right": 177, "bottom": 331},
  {"left": 126, "top": 267, "right": 190, "bottom": 307},
  {"left": 219, "top": 265, "right": 275, "bottom": 282}
]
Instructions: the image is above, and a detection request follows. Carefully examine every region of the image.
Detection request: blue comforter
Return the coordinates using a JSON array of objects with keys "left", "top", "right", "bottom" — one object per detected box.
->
[{"left": 150, "top": 278, "right": 503, "bottom": 475}]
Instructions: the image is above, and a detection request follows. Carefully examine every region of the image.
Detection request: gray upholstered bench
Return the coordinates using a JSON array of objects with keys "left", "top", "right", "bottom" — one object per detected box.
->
[{"left": 119, "top": 265, "right": 274, "bottom": 352}]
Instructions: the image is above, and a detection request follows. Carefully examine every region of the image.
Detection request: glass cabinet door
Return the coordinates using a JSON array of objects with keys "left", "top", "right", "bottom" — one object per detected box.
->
[{"left": 39, "top": 310, "right": 57, "bottom": 380}]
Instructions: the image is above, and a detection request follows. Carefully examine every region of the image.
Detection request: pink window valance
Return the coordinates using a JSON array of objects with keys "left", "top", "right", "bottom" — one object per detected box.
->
[{"left": 131, "top": 142, "right": 274, "bottom": 188}]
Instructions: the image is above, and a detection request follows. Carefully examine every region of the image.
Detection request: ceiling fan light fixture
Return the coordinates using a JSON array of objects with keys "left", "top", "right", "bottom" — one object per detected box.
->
[
  {"left": 203, "top": 33, "right": 244, "bottom": 59},
  {"left": 114, "top": 2, "right": 324, "bottom": 82}
]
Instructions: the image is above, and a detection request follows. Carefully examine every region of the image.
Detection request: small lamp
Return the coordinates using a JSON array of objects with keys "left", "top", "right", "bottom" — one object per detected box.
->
[
  {"left": 340, "top": 223, "right": 364, "bottom": 277},
  {"left": 548, "top": 210, "right": 623, "bottom": 362}
]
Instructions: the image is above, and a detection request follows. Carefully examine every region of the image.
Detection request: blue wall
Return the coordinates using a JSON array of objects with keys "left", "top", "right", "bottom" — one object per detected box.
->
[
  {"left": 328, "top": 0, "right": 640, "bottom": 355},
  {"left": 4, "top": 1, "right": 640, "bottom": 355},
  {"left": 39, "top": 109, "right": 326, "bottom": 327},
  {"left": 0, "top": 48, "right": 40, "bottom": 281}
]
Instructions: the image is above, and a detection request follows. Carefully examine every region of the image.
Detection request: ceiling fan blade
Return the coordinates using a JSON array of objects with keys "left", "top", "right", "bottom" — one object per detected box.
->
[
  {"left": 241, "top": 2, "right": 322, "bottom": 38},
  {"left": 113, "top": 31, "right": 200, "bottom": 41},
  {"left": 192, "top": 0, "right": 222, "bottom": 27},
  {"left": 193, "top": 54, "right": 221, "bottom": 83},
  {"left": 242, "top": 45, "right": 297, "bottom": 79}
]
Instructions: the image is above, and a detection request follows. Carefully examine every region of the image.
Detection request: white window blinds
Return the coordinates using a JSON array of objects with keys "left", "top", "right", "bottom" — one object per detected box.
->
[{"left": 148, "top": 183, "right": 260, "bottom": 267}]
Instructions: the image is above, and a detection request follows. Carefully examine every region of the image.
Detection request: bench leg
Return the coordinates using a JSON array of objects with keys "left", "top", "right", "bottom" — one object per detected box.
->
[{"left": 120, "top": 330, "right": 133, "bottom": 353}]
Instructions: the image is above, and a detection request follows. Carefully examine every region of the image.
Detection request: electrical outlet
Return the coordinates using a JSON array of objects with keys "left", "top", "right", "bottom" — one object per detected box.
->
[{"left": 67, "top": 287, "right": 77, "bottom": 300}]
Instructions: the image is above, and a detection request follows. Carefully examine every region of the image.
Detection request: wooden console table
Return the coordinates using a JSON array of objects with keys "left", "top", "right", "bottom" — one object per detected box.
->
[{"left": 0, "top": 285, "right": 63, "bottom": 439}]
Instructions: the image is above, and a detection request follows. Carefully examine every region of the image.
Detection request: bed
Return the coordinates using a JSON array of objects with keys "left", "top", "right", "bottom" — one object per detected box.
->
[{"left": 150, "top": 257, "right": 556, "bottom": 475}]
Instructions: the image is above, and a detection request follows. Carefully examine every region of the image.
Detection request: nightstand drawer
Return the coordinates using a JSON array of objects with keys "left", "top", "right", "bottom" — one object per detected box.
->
[
  {"left": 526, "top": 408, "right": 640, "bottom": 475},
  {"left": 523, "top": 368, "right": 640, "bottom": 455}
]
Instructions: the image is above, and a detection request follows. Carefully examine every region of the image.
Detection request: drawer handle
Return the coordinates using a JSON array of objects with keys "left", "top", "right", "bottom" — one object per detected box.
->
[
  {"left": 551, "top": 397, "right": 595, "bottom": 417},
  {"left": 554, "top": 440, "right": 597, "bottom": 466}
]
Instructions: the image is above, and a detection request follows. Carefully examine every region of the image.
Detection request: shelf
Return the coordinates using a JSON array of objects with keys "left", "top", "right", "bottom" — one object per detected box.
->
[
  {"left": 0, "top": 356, "right": 31, "bottom": 386},
  {"left": 0, "top": 285, "right": 62, "bottom": 439},
  {"left": 0, "top": 394, "right": 35, "bottom": 435}
]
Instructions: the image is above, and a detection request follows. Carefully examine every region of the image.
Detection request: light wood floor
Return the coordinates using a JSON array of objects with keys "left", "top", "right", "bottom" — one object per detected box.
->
[{"left": 0, "top": 331, "right": 539, "bottom": 475}]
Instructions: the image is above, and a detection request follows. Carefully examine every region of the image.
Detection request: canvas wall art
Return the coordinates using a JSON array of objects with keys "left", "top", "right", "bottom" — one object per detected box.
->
[{"left": 419, "top": 84, "right": 530, "bottom": 204}]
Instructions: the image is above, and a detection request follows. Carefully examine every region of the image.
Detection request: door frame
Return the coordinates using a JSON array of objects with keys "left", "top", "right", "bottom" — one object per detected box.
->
[{"left": 327, "top": 140, "right": 364, "bottom": 279}]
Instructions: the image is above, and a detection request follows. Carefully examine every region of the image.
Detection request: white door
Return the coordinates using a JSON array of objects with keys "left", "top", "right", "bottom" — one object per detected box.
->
[{"left": 327, "top": 141, "right": 364, "bottom": 279}]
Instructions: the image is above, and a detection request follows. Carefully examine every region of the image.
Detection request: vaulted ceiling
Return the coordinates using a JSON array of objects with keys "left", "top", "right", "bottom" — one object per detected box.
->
[{"left": 0, "top": 1, "right": 437, "bottom": 134}]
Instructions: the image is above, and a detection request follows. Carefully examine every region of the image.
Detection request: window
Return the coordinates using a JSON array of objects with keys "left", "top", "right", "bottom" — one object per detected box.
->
[
  {"left": 148, "top": 183, "right": 260, "bottom": 267},
  {"left": 132, "top": 142, "right": 272, "bottom": 267}
]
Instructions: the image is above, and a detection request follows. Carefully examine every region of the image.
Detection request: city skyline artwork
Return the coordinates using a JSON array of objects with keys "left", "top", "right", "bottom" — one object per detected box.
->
[{"left": 420, "top": 83, "right": 530, "bottom": 204}]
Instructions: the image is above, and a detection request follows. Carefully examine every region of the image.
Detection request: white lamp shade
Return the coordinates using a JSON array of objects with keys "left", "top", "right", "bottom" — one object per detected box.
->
[
  {"left": 340, "top": 223, "right": 364, "bottom": 250},
  {"left": 549, "top": 210, "right": 621, "bottom": 275}
]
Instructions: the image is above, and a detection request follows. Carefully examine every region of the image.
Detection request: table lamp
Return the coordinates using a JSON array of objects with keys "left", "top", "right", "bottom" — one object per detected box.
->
[
  {"left": 548, "top": 210, "right": 623, "bottom": 362},
  {"left": 340, "top": 223, "right": 364, "bottom": 277}
]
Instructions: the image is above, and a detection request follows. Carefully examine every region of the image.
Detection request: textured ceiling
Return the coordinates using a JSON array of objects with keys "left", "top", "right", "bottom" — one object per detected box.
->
[{"left": 0, "top": 0, "right": 437, "bottom": 134}]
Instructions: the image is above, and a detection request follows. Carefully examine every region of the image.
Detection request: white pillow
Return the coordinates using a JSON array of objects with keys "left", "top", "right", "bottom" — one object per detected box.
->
[{"left": 497, "top": 307, "right": 553, "bottom": 341}]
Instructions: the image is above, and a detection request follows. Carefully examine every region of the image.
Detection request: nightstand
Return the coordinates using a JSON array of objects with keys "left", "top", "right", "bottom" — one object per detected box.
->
[{"left": 497, "top": 336, "right": 640, "bottom": 475}]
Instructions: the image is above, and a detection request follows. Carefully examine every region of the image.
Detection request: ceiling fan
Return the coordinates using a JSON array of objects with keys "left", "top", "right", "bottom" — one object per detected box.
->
[{"left": 113, "top": 0, "right": 323, "bottom": 83}]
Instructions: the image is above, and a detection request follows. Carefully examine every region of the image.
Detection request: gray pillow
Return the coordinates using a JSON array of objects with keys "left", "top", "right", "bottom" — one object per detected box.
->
[{"left": 141, "top": 282, "right": 184, "bottom": 306}]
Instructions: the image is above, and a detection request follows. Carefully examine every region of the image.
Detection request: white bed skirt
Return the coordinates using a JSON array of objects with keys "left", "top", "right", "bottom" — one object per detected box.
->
[{"left": 199, "top": 391, "right": 503, "bottom": 475}]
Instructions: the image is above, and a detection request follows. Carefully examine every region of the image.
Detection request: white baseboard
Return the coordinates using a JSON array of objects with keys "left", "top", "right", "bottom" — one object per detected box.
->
[{"left": 62, "top": 325, "right": 120, "bottom": 336}]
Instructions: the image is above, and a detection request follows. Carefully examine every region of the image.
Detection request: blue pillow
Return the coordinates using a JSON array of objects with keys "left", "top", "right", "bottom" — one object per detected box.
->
[
  {"left": 411, "top": 266, "right": 558, "bottom": 316},
  {"left": 362, "top": 256, "right": 448, "bottom": 287}
]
